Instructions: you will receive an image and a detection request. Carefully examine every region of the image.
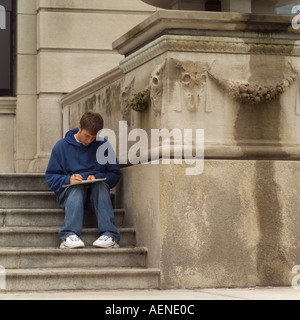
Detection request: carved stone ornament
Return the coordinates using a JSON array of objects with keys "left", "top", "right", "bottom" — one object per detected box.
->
[
  {"left": 120, "top": 78, "right": 135, "bottom": 121},
  {"left": 207, "top": 69, "right": 298, "bottom": 105},
  {"left": 169, "top": 58, "right": 215, "bottom": 112},
  {"left": 150, "top": 60, "right": 166, "bottom": 116}
]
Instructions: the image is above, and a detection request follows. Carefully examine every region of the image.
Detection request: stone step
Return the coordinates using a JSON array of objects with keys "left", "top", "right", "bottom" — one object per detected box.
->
[
  {"left": 0, "top": 174, "right": 161, "bottom": 291},
  {"left": 0, "top": 174, "right": 49, "bottom": 191},
  {"left": 0, "top": 208, "right": 125, "bottom": 228},
  {"left": 0, "top": 191, "right": 60, "bottom": 209},
  {"left": 0, "top": 227, "right": 135, "bottom": 248},
  {"left": 0, "top": 191, "right": 116, "bottom": 209},
  {"left": 4, "top": 267, "right": 160, "bottom": 291},
  {"left": 0, "top": 247, "right": 147, "bottom": 269}
]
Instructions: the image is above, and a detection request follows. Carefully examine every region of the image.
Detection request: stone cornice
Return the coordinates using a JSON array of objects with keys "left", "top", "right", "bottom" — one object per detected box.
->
[
  {"left": 113, "top": 10, "right": 299, "bottom": 56},
  {"left": 119, "top": 34, "right": 300, "bottom": 73}
]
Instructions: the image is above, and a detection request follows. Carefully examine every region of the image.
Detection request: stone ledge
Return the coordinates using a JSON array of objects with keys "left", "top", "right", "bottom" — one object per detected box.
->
[
  {"left": 0, "top": 98, "right": 17, "bottom": 115},
  {"left": 113, "top": 10, "right": 299, "bottom": 55},
  {"left": 61, "top": 67, "right": 124, "bottom": 106},
  {"left": 119, "top": 34, "right": 300, "bottom": 73}
]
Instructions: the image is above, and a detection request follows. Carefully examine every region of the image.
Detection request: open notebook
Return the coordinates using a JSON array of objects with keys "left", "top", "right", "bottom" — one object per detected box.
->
[{"left": 62, "top": 178, "right": 106, "bottom": 188}]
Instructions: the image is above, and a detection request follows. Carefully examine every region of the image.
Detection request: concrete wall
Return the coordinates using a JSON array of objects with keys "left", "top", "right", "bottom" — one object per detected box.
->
[{"left": 117, "top": 159, "right": 300, "bottom": 289}]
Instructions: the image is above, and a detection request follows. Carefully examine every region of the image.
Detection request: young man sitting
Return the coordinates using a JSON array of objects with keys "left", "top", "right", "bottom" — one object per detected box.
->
[{"left": 45, "top": 112, "right": 121, "bottom": 249}]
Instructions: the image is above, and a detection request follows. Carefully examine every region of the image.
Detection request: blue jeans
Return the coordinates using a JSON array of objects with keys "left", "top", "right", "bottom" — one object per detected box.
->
[{"left": 56, "top": 182, "right": 120, "bottom": 243}]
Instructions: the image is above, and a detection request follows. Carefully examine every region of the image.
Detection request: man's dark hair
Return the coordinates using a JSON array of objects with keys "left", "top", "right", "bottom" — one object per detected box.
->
[{"left": 80, "top": 112, "right": 104, "bottom": 136}]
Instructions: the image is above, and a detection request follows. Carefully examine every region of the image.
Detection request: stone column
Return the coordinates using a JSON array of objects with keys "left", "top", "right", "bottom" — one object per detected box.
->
[
  {"left": 222, "top": 0, "right": 252, "bottom": 13},
  {"left": 15, "top": 0, "right": 38, "bottom": 172},
  {"left": 0, "top": 98, "right": 16, "bottom": 172}
]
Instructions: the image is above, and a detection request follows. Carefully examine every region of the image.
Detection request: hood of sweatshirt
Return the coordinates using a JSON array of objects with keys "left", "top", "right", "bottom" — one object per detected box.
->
[{"left": 65, "top": 128, "right": 80, "bottom": 145}]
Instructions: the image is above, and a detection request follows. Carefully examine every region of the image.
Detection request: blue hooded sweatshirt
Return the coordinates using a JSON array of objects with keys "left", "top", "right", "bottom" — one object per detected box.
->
[{"left": 45, "top": 128, "right": 122, "bottom": 193}]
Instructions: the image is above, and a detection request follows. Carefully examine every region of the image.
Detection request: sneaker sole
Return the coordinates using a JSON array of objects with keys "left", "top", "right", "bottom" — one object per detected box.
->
[
  {"left": 92, "top": 242, "right": 120, "bottom": 249},
  {"left": 59, "top": 243, "right": 85, "bottom": 249}
]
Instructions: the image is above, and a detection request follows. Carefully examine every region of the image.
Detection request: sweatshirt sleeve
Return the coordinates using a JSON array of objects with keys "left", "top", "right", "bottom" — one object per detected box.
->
[
  {"left": 94, "top": 139, "right": 122, "bottom": 189},
  {"left": 45, "top": 142, "right": 71, "bottom": 193},
  {"left": 94, "top": 162, "right": 122, "bottom": 189}
]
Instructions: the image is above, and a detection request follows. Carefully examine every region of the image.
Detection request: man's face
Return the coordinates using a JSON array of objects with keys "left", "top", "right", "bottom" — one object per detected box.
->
[{"left": 77, "top": 125, "right": 96, "bottom": 146}]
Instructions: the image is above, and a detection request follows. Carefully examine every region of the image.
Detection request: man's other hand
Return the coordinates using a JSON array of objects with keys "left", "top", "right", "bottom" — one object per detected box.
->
[
  {"left": 87, "top": 175, "right": 96, "bottom": 180},
  {"left": 70, "top": 174, "right": 83, "bottom": 184}
]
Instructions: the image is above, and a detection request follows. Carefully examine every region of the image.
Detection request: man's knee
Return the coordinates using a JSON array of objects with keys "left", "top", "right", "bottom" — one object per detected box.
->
[
  {"left": 65, "top": 185, "right": 86, "bottom": 202},
  {"left": 90, "top": 182, "right": 110, "bottom": 198},
  {"left": 92, "top": 181, "right": 109, "bottom": 191}
]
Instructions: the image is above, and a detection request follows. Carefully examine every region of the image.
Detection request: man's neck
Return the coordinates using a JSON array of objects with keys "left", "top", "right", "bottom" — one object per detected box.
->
[{"left": 74, "top": 133, "right": 82, "bottom": 144}]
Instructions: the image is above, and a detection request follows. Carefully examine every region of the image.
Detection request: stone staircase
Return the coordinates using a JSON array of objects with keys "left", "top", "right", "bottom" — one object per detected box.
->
[{"left": 0, "top": 174, "right": 160, "bottom": 291}]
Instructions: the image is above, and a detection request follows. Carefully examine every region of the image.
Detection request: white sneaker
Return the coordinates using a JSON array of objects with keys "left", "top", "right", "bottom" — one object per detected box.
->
[
  {"left": 93, "top": 235, "right": 120, "bottom": 248},
  {"left": 60, "top": 234, "right": 85, "bottom": 249}
]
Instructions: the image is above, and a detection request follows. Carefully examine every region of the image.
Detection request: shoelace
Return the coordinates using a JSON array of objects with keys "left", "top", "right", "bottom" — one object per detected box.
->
[
  {"left": 99, "top": 235, "right": 111, "bottom": 241},
  {"left": 69, "top": 235, "right": 80, "bottom": 241}
]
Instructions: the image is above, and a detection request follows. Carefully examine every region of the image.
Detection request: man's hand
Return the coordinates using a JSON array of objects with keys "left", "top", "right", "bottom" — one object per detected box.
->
[
  {"left": 70, "top": 174, "right": 83, "bottom": 184},
  {"left": 87, "top": 175, "right": 96, "bottom": 181}
]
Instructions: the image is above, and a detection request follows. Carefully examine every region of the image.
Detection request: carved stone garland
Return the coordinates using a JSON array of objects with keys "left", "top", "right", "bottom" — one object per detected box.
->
[{"left": 207, "top": 70, "right": 298, "bottom": 105}]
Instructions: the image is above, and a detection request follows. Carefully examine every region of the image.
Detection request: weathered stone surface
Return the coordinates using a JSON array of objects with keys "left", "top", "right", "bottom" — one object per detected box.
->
[{"left": 118, "top": 160, "right": 300, "bottom": 288}]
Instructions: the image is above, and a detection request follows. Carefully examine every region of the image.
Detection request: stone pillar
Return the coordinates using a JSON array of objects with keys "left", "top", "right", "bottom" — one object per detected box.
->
[
  {"left": 0, "top": 98, "right": 16, "bottom": 172},
  {"left": 171, "top": 0, "right": 205, "bottom": 10},
  {"left": 222, "top": 0, "right": 252, "bottom": 13},
  {"left": 15, "top": 0, "right": 38, "bottom": 172},
  {"left": 251, "top": 0, "right": 278, "bottom": 14}
]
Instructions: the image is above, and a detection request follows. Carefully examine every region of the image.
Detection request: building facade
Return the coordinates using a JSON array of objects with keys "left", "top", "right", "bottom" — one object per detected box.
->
[
  {"left": 0, "top": 0, "right": 300, "bottom": 290},
  {"left": 0, "top": 0, "right": 156, "bottom": 173},
  {"left": 0, "top": 0, "right": 299, "bottom": 174}
]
